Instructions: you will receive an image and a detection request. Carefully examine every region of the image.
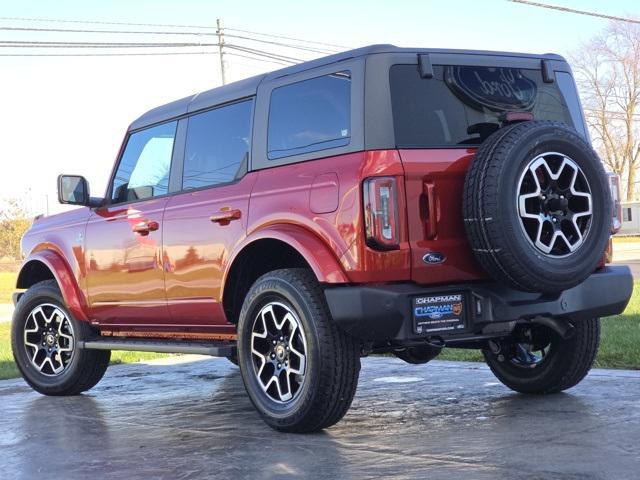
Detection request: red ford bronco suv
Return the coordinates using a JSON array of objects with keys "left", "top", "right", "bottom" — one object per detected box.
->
[{"left": 12, "top": 45, "right": 633, "bottom": 433}]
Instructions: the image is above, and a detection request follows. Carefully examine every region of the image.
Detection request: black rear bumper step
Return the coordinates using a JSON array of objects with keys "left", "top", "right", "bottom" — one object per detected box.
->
[
  {"left": 78, "top": 338, "right": 236, "bottom": 357},
  {"left": 324, "top": 265, "right": 633, "bottom": 343}
]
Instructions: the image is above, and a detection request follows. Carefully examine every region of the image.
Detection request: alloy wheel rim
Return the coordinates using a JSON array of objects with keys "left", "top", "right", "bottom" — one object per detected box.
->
[
  {"left": 23, "top": 303, "right": 75, "bottom": 376},
  {"left": 517, "top": 152, "right": 592, "bottom": 257},
  {"left": 250, "top": 301, "right": 307, "bottom": 404},
  {"left": 509, "top": 342, "right": 550, "bottom": 368}
]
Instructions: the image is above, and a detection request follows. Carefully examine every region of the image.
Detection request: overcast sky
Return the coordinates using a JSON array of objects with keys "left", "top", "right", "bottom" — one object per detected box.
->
[{"left": 1, "top": 0, "right": 638, "bottom": 215}]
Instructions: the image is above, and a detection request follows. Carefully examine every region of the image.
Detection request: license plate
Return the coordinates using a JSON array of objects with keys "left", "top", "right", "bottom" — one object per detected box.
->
[{"left": 412, "top": 293, "right": 467, "bottom": 335}]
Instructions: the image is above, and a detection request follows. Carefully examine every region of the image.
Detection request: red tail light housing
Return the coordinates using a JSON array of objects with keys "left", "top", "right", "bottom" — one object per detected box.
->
[
  {"left": 363, "top": 177, "right": 400, "bottom": 250},
  {"left": 608, "top": 173, "right": 622, "bottom": 234}
]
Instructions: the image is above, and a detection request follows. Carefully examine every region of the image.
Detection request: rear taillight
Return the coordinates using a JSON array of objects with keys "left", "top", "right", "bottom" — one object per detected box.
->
[
  {"left": 608, "top": 173, "right": 622, "bottom": 234},
  {"left": 363, "top": 177, "right": 400, "bottom": 250}
]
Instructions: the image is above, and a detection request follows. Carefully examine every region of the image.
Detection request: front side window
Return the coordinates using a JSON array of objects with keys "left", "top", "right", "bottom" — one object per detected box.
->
[
  {"left": 111, "top": 121, "right": 177, "bottom": 203},
  {"left": 267, "top": 71, "right": 351, "bottom": 160},
  {"left": 182, "top": 100, "right": 253, "bottom": 190}
]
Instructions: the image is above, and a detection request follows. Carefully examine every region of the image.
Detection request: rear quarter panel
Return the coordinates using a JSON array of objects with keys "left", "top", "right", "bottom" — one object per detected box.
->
[{"left": 248, "top": 150, "right": 411, "bottom": 283}]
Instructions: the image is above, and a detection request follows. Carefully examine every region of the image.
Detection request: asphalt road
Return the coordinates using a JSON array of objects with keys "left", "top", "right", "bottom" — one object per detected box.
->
[{"left": 1, "top": 356, "right": 639, "bottom": 479}]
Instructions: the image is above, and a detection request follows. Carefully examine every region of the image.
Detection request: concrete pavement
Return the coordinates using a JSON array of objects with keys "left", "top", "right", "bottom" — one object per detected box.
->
[{"left": 1, "top": 356, "right": 639, "bottom": 479}]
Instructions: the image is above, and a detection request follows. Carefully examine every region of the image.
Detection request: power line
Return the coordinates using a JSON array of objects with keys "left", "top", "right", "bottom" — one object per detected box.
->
[
  {"left": 224, "top": 27, "right": 350, "bottom": 49},
  {"left": 583, "top": 108, "right": 640, "bottom": 119},
  {"left": 0, "top": 40, "right": 219, "bottom": 48},
  {"left": 226, "top": 44, "right": 303, "bottom": 63},
  {"left": 223, "top": 33, "right": 338, "bottom": 55},
  {"left": 0, "top": 15, "right": 216, "bottom": 30},
  {"left": 0, "top": 25, "right": 340, "bottom": 55},
  {"left": 226, "top": 52, "right": 291, "bottom": 66},
  {"left": 0, "top": 17, "right": 328, "bottom": 68},
  {"left": 0, "top": 16, "right": 350, "bottom": 49},
  {"left": 0, "top": 25, "right": 211, "bottom": 35},
  {"left": 0, "top": 51, "right": 215, "bottom": 57},
  {"left": 507, "top": 0, "right": 640, "bottom": 24}
]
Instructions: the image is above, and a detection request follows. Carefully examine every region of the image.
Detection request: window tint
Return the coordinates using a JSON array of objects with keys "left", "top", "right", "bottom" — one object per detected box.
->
[
  {"left": 389, "top": 65, "right": 579, "bottom": 148},
  {"left": 111, "top": 121, "right": 177, "bottom": 203},
  {"left": 182, "top": 100, "right": 253, "bottom": 190},
  {"left": 268, "top": 71, "right": 351, "bottom": 160}
]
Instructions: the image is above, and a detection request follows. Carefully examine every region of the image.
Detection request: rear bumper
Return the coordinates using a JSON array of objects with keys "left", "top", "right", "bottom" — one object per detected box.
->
[{"left": 324, "top": 266, "right": 633, "bottom": 344}]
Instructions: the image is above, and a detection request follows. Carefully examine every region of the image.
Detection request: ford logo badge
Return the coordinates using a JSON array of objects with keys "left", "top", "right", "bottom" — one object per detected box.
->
[{"left": 423, "top": 252, "right": 446, "bottom": 264}]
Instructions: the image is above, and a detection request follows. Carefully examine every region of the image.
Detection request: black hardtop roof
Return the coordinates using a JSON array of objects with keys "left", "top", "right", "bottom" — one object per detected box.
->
[{"left": 129, "top": 44, "right": 566, "bottom": 131}]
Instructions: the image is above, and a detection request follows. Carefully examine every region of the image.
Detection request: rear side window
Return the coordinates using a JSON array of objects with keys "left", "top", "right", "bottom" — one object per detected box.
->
[
  {"left": 389, "top": 65, "right": 580, "bottom": 148},
  {"left": 111, "top": 121, "right": 177, "bottom": 203},
  {"left": 182, "top": 100, "right": 253, "bottom": 190},
  {"left": 267, "top": 71, "right": 351, "bottom": 160}
]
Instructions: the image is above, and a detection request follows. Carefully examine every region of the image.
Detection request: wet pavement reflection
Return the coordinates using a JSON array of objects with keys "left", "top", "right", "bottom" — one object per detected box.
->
[{"left": 1, "top": 356, "right": 639, "bottom": 479}]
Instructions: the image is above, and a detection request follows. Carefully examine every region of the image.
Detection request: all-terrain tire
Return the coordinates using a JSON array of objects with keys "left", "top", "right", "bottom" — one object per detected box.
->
[
  {"left": 463, "top": 121, "right": 612, "bottom": 293},
  {"left": 12, "top": 280, "right": 110, "bottom": 395},
  {"left": 237, "top": 268, "right": 360, "bottom": 433},
  {"left": 483, "top": 318, "right": 600, "bottom": 394}
]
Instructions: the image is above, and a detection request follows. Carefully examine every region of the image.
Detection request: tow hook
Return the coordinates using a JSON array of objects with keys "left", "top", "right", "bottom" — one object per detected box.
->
[{"left": 531, "top": 316, "right": 575, "bottom": 339}]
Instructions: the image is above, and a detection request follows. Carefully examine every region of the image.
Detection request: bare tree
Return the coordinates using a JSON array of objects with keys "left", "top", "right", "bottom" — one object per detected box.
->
[{"left": 571, "top": 20, "right": 640, "bottom": 201}]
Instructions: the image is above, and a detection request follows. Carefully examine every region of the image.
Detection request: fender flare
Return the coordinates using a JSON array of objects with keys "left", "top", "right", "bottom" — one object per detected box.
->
[
  {"left": 223, "top": 224, "right": 349, "bottom": 290},
  {"left": 17, "top": 250, "right": 89, "bottom": 321}
]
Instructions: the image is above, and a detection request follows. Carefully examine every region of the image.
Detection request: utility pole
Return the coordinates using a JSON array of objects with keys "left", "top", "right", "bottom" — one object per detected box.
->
[{"left": 216, "top": 18, "right": 226, "bottom": 85}]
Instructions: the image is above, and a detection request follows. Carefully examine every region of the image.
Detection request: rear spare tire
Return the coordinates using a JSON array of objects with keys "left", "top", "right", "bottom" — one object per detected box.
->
[{"left": 463, "top": 121, "right": 611, "bottom": 293}]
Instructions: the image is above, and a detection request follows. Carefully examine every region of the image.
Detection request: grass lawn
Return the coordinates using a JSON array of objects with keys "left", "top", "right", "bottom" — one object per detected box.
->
[
  {"left": 613, "top": 236, "right": 640, "bottom": 244},
  {"left": 0, "top": 271, "right": 18, "bottom": 304}
]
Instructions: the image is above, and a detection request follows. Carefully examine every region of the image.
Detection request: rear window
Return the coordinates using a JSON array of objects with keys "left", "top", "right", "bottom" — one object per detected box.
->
[
  {"left": 390, "top": 64, "right": 583, "bottom": 148},
  {"left": 182, "top": 99, "right": 252, "bottom": 190},
  {"left": 267, "top": 71, "right": 351, "bottom": 160}
]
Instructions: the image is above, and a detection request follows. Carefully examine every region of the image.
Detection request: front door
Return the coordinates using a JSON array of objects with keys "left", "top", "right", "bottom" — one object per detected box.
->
[
  {"left": 85, "top": 120, "right": 178, "bottom": 325},
  {"left": 162, "top": 99, "right": 254, "bottom": 331}
]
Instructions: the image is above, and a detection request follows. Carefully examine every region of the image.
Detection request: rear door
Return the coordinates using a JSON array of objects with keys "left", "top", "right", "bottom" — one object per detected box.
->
[
  {"left": 388, "top": 58, "right": 587, "bottom": 285},
  {"left": 162, "top": 99, "right": 255, "bottom": 330},
  {"left": 86, "top": 121, "right": 178, "bottom": 325}
]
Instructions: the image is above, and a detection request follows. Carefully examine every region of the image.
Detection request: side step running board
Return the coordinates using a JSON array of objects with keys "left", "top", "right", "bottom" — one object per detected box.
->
[{"left": 78, "top": 338, "right": 236, "bottom": 357}]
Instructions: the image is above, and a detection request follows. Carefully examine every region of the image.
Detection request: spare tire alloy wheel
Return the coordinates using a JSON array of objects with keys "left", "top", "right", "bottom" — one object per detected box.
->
[
  {"left": 463, "top": 121, "right": 612, "bottom": 293},
  {"left": 517, "top": 152, "right": 592, "bottom": 257},
  {"left": 23, "top": 303, "right": 75, "bottom": 376},
  {"left": 251, "top": 302, "right": 307, "bottom": 403}
]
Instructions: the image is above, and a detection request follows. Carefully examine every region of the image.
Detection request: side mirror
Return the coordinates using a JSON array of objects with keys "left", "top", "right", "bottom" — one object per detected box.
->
[{"left": 57, "top": 175, "right": 90, "bottom": 206}]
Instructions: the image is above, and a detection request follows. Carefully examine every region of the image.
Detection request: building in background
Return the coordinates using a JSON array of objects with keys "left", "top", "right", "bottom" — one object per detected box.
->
[{"left": 619, "top": 201, "right": 640, "bottom": 235}]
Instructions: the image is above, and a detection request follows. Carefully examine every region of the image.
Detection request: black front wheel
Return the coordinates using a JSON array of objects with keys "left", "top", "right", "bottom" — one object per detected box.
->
[
  {"left": 483, "top": 318, "right": 600, "bottom": 394},
  {"left": 12, "top": 280, "right": 110, "bottom": 396}
]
